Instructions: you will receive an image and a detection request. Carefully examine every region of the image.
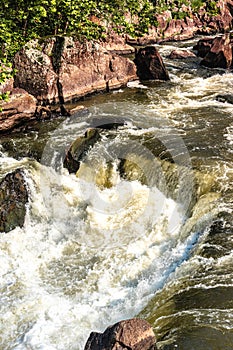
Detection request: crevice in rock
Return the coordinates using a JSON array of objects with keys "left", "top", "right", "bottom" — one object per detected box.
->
[
  {"left": 51, "top": 36, "right": 65, "bottom": 107},
  {"left": 115, "top": 340, "right": 131, "bottom": 349}
]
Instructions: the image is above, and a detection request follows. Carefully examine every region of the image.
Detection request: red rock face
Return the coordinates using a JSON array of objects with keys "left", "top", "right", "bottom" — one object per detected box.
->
[
  {"left": 13, "top": 39, "right": 58, "bottom": 104},
  {"left": 13, "top": 37, "right": 137, "bottom": 105}
]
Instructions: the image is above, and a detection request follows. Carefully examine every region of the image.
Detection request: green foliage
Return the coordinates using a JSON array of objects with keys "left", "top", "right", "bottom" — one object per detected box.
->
[
  {"left": 206, "top": 0, "right": 219, "bottom": 16},
  {"left": 0, "top": 0, "right": 220, "bottom": 61},
  {"left": 0, "top": 59, "right": 16, "bottom": 111},
  {"left": 191, "top": 0, "right": 205, "bottom": 11}
]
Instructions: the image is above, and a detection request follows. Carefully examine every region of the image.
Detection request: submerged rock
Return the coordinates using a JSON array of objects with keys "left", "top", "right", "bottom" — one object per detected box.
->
[
  {"left": 0, "top": 169, "right": 29, "bottom": 233},
  {"left": 84, "top": 318, "right": 156, "bottom": 350},
  {"left": 63, "top": 128, "right": 101, "bottom": 173},
  {"left": 134, "top": 46, "right": 169, "bottom": 81}
]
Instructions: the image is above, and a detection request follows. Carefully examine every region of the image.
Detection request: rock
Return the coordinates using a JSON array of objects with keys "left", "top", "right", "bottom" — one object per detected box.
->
[
  {"left": 89, "top": 117, "right": 128, "bottom": 130},
  {"left": 163, "top": 19, "right": 183, "bottom": 40},
  {"left": 14, "top": 39, "right": 58, "bottom": 103},
  {"left": 200, "top": 34, "right": 232, "bottom": 69},
  {"left": 63, "top": 128, "right": 101, "bottom": 173},
  {"left": 216, "top": 0, "right": 233, "bottom": 32},
  {"left": 193, "top": 37, "right": 215, "bottom": 58},
  {"left": 216, "top": 94, "right": 233, "bottom": 104},
  {"left": 134, "top": 46, "right": 169, "bottom": 81},
  {"left": 84, "top": 318, "right": 156, "bottom": 350},
  {"left": 68, "top": 105, "right": 87, "bottom": 116},
  {"left": 0, "top": 89, "right": 37, "bottom": 133},
  {"left": 13, "top": 37, "right": 137, "bottom": 105},
  {"left": 129, "top": 0, "right": 233, "bottom": 44},
  {"left": 169, "top": 49, "right": 196, "bottom": 59},
  {"left": 0, "top": 77, "right": 14, "bottom": 96},
  {"left": 0, "top": 169, "right": 29, "bottom": 233},
  {"left": 100, "top": 32, "right": 135, "bottom": 55},
  {"left": 34, "top": 105, "right": 52, "bottom": 120}
]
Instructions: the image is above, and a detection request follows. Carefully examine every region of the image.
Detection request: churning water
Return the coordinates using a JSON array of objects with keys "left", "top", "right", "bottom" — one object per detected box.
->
[{"left": 0, "top": 39, "right": 233, "bottom": 350}]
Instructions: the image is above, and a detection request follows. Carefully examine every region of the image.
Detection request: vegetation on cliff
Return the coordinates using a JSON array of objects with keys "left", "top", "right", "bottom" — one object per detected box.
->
[
  {"left": 0, "top": 0, "right": 220, "bottom": 60},
  {"left": 0, "top": 0, "right": 221, "bottom": 105}
]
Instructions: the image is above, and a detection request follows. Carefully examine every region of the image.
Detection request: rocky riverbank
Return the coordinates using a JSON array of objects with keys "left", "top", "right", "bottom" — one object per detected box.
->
[{"left": 1, "top": 0, "right": 233, "bottom": 134}]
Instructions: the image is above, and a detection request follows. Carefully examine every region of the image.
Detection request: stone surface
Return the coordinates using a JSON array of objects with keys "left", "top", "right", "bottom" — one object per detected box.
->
[
  {"left": 217, "top": 0, "right": 233, "bottom": 32},
  {"left": 193, "top": 37, "right": 215, "bottom": 58},
  {"left": 200, "top": 34, "right": 232, "bottom": 68},
  {"left": 13, "top": 39, "right": 58, "bottom": 103},
  {"left": 134, "top": 46, "right": 169, "bottom": 81},
  {"left": 13, "top": 37, "right": 137, "bottom": 105},
  {"left": 169, "top": 49, "right": 196, "bottom": 59},
  {"left": 0, "top": 89, "right": 37, "bottom": 133},
  {"left": 84, "top": 318, "right": 156, "bottom": 350},
  {"left": 127, "top": 0, "right": 233, "bottom": 44},
  {"left": 63, "top": 128, "right": 101, "bottom": 173},
  {"left": 0, "top": 169, "right": 29, "bottom": 233},
  {"left": 100, "top": 32, "right": 135, "bottom": 55}
]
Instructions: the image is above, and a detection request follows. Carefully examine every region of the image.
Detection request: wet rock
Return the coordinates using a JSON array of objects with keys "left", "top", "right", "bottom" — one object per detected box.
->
[
  {"left": 134, "top": 46, "right": 169, "bottom": 81},
  {"left": 89, "top": 117, "right": 128, "bottom": 130},
  {"left": 193, "top": 37, "right": 215, "bottom": 58},
  {"left": 63, "top": 128, "right": 101, "bottom": 173},
  {"left": 200, "top": 34, "right": 232, "bottom": 69},
  {"left": 67, "top": 105, "right": 87, "bottom": 116},
  {"left": 84, "top": 318, "right": 156, "bottom": 350},
  {"left": 169, "top": 49, "right": 196, "bottom": 59},
  {"left": 0, "top": 89, "right": 37, "bottom": 133},
  {"left": 0, "top": 169, "right": 29, "bottom": 233},
  {"left": 13, "top": 37, "right": 137, "bottom": 105},
  {"left": 216, "top": 94, "right": 233, "bottom": 104}
]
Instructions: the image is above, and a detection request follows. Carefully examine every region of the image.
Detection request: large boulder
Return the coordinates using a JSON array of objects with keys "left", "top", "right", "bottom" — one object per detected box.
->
[
  {"left": 200, "top": 34, "right": 233, "bottom": 68},
  {"left": 84, "top": 318, "right": 156, "bottom": 350},
  {"left": 193, "top": 37, "right": 215, "bottom": 58},
  {"left": 134, "top": 46, "right": 169, "bottom": 81},
  {"left": 0, "top": 89, "right": 37, "bottom": 133},
  {"left": 0, "top": 169, "right": 29, "bottom": 233},
  {"left": 63, "top": 128, "right": 101, "bottom": 173},
  {"left": 13, "top": 37, "right": 137, "bottom": 105}
]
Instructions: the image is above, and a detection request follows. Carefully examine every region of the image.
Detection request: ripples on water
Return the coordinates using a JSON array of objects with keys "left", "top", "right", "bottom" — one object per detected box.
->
[{"left": 0, "top": 39, "right": 233, "bottom": 350}]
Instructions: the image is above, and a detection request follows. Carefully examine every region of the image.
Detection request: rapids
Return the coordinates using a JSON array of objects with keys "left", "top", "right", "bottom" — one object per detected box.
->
[{"left": 0, "top": 38, "right": 233, "bottom": 350}]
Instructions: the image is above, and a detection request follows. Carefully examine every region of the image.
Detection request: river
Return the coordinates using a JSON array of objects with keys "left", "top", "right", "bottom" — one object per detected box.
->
[{"left": 0, "top": 38, "right": 233, "bottom": 350}]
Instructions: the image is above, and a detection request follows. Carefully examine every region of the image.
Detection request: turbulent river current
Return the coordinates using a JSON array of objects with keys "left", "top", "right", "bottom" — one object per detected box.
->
[{"left": 0, "top": 38, "right": 233, "bottom": 350}]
